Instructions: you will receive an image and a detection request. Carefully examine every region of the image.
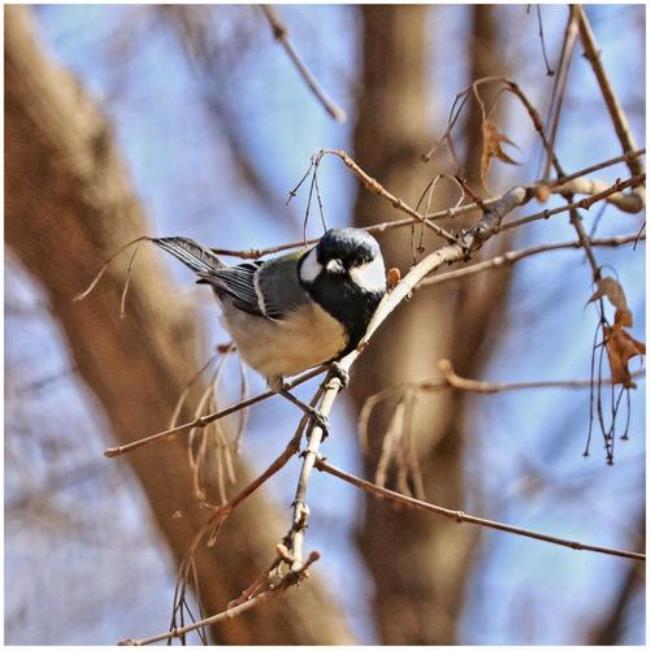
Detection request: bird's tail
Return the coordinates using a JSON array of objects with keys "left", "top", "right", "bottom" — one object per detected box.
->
[{"left": 150, "top": 237, "right": 223, "bottom": 275}]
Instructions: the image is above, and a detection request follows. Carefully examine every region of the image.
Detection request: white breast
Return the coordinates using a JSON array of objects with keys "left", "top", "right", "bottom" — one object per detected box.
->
[{"left": 220, "top": 297, "right": 347, "bottom": 386}]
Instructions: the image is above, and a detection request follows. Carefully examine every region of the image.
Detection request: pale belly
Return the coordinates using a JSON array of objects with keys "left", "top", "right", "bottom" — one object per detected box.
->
[{"left": 220, "top": 298, "right": 348, "bottom": 385}]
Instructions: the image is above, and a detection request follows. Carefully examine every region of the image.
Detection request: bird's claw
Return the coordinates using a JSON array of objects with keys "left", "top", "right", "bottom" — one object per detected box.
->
[
  {"left": 328, "top": 362, "right": 349, "bottom": 390},
  {"left": 309, "top": 411, "right": 330, "bottom": 439}
]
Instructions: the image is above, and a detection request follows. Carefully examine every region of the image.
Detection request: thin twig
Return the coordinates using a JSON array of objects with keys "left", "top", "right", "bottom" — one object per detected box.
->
[
  {"left": 104, "top": 365, "right": 325, "bottom": 457},
  {"left": 419, "top": 232, "right": 645, "bottom": 289},
  {"left": 436, "top": 358, "right": 643, "bottom": 394},
  {"left": 319, "top": 148, "right": 462, "bottom": 245},
  {"left": 501, "top": 174, "right": 645, "bottom": 233},
  {"left": 576, "top": 6, "right": 643, "bottom": 178},
  {"left": 260, "top": 5, "right": 346, "bottom": 122},
  {"left": 314, "top": 458, "right": 645, "bottom": 562},
  {"left": 282, "top": 370, "right": 342, "bottom": 571},
  {"left": 206, "top": 149, "right": 645, "bottom": 260},
  {"left": 534, "top": 5, "right": 555, "bottom": 76},
  {"left": 542, "top": 5, "right": 579, "bottom": 180},
  {"left": 119, "top": 552, "right": 321, "bottom": 646},
  {"left": 359, "top": 362, "right": 644, "bottom": 435}
]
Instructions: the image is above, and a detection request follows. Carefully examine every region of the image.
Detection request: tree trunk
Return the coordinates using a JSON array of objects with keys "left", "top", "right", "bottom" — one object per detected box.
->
[
  {"left": 350, "top": 5, "right": 509, "bottom": 644},
  {"left": 5, "top": 5, "right": 352, "bottom": 644}
]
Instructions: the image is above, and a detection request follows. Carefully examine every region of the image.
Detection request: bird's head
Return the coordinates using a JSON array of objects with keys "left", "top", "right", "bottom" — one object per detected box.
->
[{"left": 299, "top": 228, "right": 387, "bottom": 294}]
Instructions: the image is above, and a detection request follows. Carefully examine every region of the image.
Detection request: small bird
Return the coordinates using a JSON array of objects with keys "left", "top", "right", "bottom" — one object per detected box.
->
[{"left": 152, "top": 228, "right": 387, "bottom": 423}]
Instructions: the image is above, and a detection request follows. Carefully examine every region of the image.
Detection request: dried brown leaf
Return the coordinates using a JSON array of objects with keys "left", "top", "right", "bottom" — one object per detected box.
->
[
  {"left": 604, "top": 323, "right": 646, "bottom": 387},
  {"left": 481, "top": 119, "right": 521, "bottom": 189},
  {"left": 588, "top": 277, "right": 629, "bottom": 314},
  {"left": 615, "top": 307, "right": 634, "bottom": 327}
]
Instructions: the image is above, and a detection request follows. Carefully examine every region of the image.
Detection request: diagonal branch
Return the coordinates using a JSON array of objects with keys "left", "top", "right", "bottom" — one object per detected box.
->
[
  {"left": 576, "top": 6, "right": 643, "bottom": 178},
  {"left": 314, "top": 458, "right": 645, "bottom": 562},
  {"left": 260, "top": 5, "right": 346, "bottom": 122}
]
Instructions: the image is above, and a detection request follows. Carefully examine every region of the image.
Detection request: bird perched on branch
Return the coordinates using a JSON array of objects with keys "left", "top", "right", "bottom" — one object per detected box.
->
[{"left": 152, "top": 228, "right": 387, "bottom": 428}]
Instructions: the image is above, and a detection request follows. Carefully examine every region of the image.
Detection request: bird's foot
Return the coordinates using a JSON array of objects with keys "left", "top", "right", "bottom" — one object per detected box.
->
[
  {"left": 279, "top": 389, "right": 330, "bottom": 440},
  {"left": 328, "top": 362, "right": 349, "bottom": 391},
  {"left": 308, "top": 410, "right": 330, "bottom": 439}
]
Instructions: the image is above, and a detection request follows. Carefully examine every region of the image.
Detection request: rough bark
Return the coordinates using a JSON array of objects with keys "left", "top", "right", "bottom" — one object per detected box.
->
[
  {"left": 350, "top": 5, "right": 510, "bottom": 644},
  {"left": 5, "top": 6, "right": 352, "bottom": 644}
]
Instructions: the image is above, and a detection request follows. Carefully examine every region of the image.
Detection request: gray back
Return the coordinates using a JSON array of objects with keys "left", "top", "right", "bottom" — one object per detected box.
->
[{"left": 257, "top": 249, "right": 311, "bottom": 319}]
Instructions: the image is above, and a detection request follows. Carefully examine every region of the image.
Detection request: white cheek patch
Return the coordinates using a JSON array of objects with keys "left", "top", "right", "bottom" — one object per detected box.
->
[
  {"left": 350, "top": 256, "right": 387, "bottom": 293},
  {"left": 299, "top": 247, "right": 322, "bottom": 283}
]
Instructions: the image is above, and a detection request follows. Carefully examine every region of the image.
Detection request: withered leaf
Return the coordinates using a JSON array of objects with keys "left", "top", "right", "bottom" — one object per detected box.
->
[
  {"left": 604, "top": 323, "right": 645, "bottom": 388},
  {"left": 588, "top": 277, "right": 629, "bottom": 312},
  {"left": 481, "top": 119, "right": 521, "bottom": 189},
  {"left": 614, "top": 307, "right": 634, "bottom": 327}
]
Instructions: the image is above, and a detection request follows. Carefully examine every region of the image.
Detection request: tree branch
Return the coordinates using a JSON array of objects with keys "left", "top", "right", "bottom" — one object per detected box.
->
[
  {"left": 119, "top": 551, "right": 321, "bottom": 646},
  {"left": 314, "top": 458, "right": 645, "bottom": 562},
  {"left": 104, "top": 365, "right": 325, "bottom": 457},
  {"left": 207, "top": 148, "right": 645, "bottom": 260},
  {"left": 419, "top": 232, "right": 644, "bottom": 289},
  {"left": 576, "top": 7, "right": 643, "bottom": 178},
  {"left": 260, "top": 5, "right": 346, "bottom": 122}
]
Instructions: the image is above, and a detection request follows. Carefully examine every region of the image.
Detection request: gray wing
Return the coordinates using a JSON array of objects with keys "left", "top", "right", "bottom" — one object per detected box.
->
[
  {"left": 256, "top": 250, "right": 312, "bottom": 319},
  {"left": 198, "top": 262, "right": 265, "bottom": 316}
]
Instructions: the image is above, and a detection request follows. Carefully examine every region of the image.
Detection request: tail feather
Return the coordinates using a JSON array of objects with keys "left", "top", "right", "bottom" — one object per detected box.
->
[{"left": 150, "top": 237, "right": 223, "bottom": 275}]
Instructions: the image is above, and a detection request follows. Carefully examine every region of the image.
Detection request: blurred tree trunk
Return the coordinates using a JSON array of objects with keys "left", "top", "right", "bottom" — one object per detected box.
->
[
  {"left": 588, "top": 513, "right": 645, "bottom": 645},
  {"left": 5, "top": 5, "right": 352, "bottom": 644},
  {"left": 350, "top": 5, "right": 510, "bottom": 643}
]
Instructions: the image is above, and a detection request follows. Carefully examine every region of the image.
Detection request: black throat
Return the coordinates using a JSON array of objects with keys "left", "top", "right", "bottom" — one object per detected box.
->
[{"left": 304, "top": 273, "right": 385, "bottom": 356}]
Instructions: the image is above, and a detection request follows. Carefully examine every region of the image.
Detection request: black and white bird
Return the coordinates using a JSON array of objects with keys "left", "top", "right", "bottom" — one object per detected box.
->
[{"left": 152, "top": 228, "right": 387, "bottom": 403}]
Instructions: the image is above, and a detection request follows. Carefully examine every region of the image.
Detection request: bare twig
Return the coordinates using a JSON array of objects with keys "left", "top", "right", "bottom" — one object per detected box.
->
[
  {"left": 119, "top": 551, "right": 321, "bottom": 646},
  {"left": 359, "top": 361, "right": 644, "bottom": 444},
  {"left": 542, "top": 5, "right": 579, "bottom": 180},
  {"left": 419, "top": 232, "right": 644, "bottom": 289},
  {"left": 576, "top": 6, "right": 643, "bottom": 178},
  {"left": 319, "top": 148, "right": 462, "bottom": 245},
  {"left": 501, "top": 174, "right": 646, "bottom": 233},
  {"left": 314, "top": 458, "right": 645, "bottom": 562},
  {"left": 552, "top": 177, "right": 644, "bottom": 213},
  {"left": 282, "top": 370, "right": 342, "bottom": 571},
  {"left": 104, "top": 365, "right": 325, "bottom": 457},
  {"left": 533, "top": 5, "right": 555, "bottom": 76},
  {"left": 260, "top": 5, "right": 346, "bottom": 122},
  {"left": 436, "top": 358, "right": 644, "bottom": 394},
  {"left": 206, "top": 149, "right": 645, "bottom": 260}
]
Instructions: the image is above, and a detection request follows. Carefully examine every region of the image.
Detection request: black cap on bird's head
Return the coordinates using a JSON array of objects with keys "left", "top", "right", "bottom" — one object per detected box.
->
[{"left": 315, "top": 228, "right": 381, "bottom": 269}]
